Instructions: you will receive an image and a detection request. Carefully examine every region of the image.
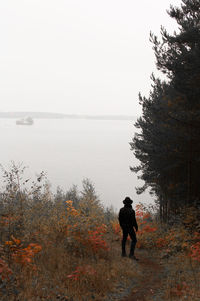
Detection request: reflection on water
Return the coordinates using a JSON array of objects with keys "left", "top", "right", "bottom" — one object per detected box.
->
[{"left": 0, "top": 118, "right": 153, "bottom": 210}]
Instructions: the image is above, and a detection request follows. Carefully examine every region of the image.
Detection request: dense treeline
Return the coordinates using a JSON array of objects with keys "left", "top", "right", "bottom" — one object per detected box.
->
[{"left": 131, "top": 0, "right": 200, "bottom": 220}]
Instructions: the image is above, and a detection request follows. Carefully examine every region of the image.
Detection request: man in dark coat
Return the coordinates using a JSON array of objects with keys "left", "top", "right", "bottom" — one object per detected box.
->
[{"left": 118, "top": 197, "right": 138, "bottom": 260}]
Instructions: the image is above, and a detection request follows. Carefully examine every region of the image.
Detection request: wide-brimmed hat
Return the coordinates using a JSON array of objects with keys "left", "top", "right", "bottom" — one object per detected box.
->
[{"left": 123, "top": 197, "right": 133, "bottom": 205}]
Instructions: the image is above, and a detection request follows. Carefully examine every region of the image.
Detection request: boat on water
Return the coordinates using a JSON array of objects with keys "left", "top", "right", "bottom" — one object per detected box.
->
[{"left": 16, "top": 117, "right": 34, "bottom": 125}]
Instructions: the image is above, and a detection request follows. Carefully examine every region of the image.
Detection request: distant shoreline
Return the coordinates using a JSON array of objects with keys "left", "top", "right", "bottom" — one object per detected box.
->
[{"left": 0, "top": 112, "right": 136, "bottom": 121}]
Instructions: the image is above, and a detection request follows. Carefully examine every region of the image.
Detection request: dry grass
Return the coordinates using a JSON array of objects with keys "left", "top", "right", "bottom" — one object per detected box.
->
[
  {"left": 0, "top": 164, "right": 140, "bottom": 301},
  {"left": 164, "top": 254, "right": 200, "bottom": 300},
  {"left": 0, "top": 164, "right": 200, "bottom": 300}
]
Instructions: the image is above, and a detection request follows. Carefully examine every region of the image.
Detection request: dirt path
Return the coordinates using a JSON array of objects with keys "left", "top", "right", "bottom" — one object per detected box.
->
[{"left": 121, "top": 250, "right": 166, "bottom": 301}]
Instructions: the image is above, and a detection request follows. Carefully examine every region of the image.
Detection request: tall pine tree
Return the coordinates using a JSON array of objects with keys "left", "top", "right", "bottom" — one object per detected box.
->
[{"left": 131, "top": 0, "right": 200, "bottom": 220}]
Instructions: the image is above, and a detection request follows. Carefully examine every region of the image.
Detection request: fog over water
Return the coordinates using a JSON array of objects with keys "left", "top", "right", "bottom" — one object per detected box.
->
[
  {"left": 0, "top": 1, "right": 181, "bottom": 211},
  {"left": 0, "top": 118, "right": 153, "bottom": 211}
]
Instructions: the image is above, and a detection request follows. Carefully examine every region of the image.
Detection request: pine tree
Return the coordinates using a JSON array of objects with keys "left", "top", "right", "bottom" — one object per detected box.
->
[{"left": 131, "top": 0, "right": 200, "bottom": 220}]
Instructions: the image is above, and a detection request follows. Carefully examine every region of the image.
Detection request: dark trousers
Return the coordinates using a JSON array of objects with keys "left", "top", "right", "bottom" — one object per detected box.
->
[{"left": 121, "top": 226, "right": 137, "bottom": 256}]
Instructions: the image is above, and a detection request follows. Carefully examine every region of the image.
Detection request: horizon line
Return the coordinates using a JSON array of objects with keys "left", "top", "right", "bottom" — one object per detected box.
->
[{"left": 0, "top": 111, "right": 138, "bottom": 117}]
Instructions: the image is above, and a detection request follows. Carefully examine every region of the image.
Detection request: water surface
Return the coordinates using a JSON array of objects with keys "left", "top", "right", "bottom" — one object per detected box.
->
[{"left": 0, "top": 118, "right": 153, "bottom": 210}]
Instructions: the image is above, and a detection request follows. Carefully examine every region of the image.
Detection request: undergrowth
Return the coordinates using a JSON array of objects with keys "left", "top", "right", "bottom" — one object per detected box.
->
[
  {"left": 0, "top": 163, "right": 138, "bottom": 300},
  {"left": 0, "top": 163, "right": 199, "bottom": 300},
  {"left": 112, "top": 202, "right": 200, "bottom": 300}
]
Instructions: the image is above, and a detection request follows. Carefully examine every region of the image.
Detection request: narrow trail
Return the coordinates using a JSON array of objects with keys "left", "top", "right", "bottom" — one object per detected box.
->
[
  {"left": 104, "top": 248, "right": 167, "bottom": 301},
  {"left": 121, "top": 250, "right": 165, "bottom": 301}
]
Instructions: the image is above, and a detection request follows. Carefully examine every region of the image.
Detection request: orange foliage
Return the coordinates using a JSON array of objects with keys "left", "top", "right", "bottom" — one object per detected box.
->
[
  {"left": 0, "top": 258, "right": 13, "bottom": 280},
  {"left": 65, "top": 200, "right": 79, "bottom": 216},
  {"left": 12, "top": 243, "right": 42, "bottom": 265},
  {"left": 112, "top": 222, "right": 121, "bottom": 237},
  {"left": 138, "top": 225, "right": 157, "bottom": 234},
  {"left": 67, "top": 265, "right": 96, "bottom": 281},
  {"left": 4, "top": 236, "right": 42, "bottom": 267},
  {"left": 156, "top": 238, "right": 167, "bottom": 249},
  {"left": 64, "top": 201, "right": 109, "bottom": 255},
  {"left": 189, "top": 242, "right": 200, "bottom": 262},
  {"left": 86, "top": 225, "right": 109, "bottom": 252}
]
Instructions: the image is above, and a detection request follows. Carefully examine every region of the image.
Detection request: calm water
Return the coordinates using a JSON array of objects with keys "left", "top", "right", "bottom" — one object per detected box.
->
[{"left": 0, "top": 118, "right": 153, "bottom": 210}]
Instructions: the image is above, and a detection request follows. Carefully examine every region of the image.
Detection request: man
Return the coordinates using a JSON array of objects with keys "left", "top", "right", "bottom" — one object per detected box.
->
[{"left": 118, "top": 197, "right": 139, "bottom": 260}]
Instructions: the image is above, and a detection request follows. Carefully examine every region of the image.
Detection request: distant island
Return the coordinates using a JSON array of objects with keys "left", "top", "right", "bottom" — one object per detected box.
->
[{"left": 0, "top": 112, "right": 136, "bottom": 121}]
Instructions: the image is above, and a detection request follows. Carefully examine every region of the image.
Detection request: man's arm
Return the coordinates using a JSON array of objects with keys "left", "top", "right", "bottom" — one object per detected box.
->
[
  {"left": 132, "top": 210, "right": 138, "bottom": 232},
  {"left": 118, "top": 209, "right": 123, "bottom": 227}
]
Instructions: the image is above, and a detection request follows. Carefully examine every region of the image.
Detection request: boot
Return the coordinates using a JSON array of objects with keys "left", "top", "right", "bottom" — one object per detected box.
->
[
  {"left": 129, "top": 240, "right": 136, "bottom": 256},
  {"left": 129, "top": 240, "right": 138, "bottom": 260},
  {"left": 129, "top": 255, "right": 139, "bottom": 261},
  {"left": 121, "top": 240, "right": 127, "bottom": 257}
]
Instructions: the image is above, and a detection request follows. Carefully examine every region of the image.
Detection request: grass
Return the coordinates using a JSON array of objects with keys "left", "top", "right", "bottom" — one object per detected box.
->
[{"left": 0, "top": 163, "right": 199, "bottom": 300}]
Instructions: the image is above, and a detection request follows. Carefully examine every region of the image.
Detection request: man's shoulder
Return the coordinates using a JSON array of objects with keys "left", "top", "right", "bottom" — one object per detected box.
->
[
  {"left": 119, "top": 206, "right": 135, "bottom": 213},
  {"left": 119, "top": 207, "right": 123, "bottom": 214}
]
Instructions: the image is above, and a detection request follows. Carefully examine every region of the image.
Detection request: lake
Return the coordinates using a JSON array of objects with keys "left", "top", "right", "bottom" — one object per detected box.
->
[{"left": 0, "top": 118, "right": 153, "bottom": 211}]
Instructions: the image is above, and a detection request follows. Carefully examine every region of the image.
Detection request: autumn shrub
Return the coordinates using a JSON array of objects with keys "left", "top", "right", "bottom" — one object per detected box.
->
[
  {"left": 133, "top": 203, "right": 200, "bottom": 300},
  {"left": 111, "top": 201, "right": 200, "bottom": 261},
  {"left": 1, "top": 163, "right": 199, "bottom": 300},
  {"left": 0, "top": 163, "right": 130, "bottom": 300},
  {"left": 110, "top": 199, "right": 200, "bottom": 300},
  {"left": 134, "top": 203, "right": 158, "bottom": 249}
]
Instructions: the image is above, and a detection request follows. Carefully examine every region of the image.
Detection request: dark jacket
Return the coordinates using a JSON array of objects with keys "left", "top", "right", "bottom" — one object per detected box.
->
[{"left": 118, "top": 204, "right": 138, "bottom": 231}]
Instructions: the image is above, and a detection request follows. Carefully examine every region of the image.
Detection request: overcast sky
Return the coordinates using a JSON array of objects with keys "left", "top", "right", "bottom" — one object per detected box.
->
[{"left": 0, "top": 0, "right": 181, "bottom": 115}]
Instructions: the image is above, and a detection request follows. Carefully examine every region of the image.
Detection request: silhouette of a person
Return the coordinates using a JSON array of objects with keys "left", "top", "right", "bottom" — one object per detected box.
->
[{"left": 118, "top": 197, "right": 139, "bottom": 260}]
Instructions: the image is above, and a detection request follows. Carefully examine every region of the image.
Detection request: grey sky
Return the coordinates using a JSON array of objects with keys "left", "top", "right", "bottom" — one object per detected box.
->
[{"left": 0, "top": 0, "right": 181, "bottom": 115}]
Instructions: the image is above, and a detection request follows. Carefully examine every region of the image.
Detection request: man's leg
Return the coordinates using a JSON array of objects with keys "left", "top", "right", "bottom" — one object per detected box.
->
[
  {"left": 128, "top": 228, "right": 138, "bottom": 259},
  {"left": 121, "top": 228, "right": 128, "bottom": 257}
]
